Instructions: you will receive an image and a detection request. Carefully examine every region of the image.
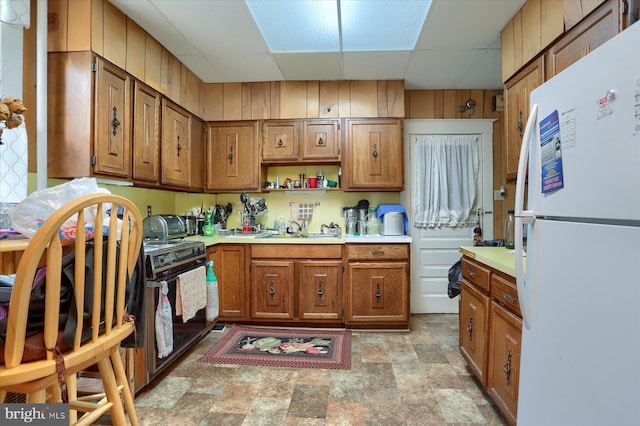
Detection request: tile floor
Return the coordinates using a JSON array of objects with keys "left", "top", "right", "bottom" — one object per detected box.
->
[{"left": 132, "top": 314, "right": 508, "bottom": 425}]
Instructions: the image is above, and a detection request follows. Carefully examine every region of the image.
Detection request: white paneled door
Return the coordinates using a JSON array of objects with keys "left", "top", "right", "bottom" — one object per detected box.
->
[{"left": 401, "top": 120, "right": 495, "bottom": 313}]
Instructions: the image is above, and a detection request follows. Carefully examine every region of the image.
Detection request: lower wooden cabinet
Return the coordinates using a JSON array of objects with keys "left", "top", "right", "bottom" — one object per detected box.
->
[
  {"left": 459, "top": 279, "right": 490, "bottom": 385},
  {"left": 487, "top": 301, "right": 522, "bottom": 426},
  {"left": 207, "top": 244, "right": 247, "bottom": 321},
  {"left": 345, "top": 244, "right": 409, "bottom": 328},
  {"left": 459, "top": 253, "right": 521, "bottom": 426},
  {"left": 250, "top": 244, "right": 343, "bottom": 325}
]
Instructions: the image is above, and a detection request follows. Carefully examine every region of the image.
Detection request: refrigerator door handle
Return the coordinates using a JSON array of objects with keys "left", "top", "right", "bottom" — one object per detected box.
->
[{"left": 515, "top": 104, "right": 538, "bottom": 330}]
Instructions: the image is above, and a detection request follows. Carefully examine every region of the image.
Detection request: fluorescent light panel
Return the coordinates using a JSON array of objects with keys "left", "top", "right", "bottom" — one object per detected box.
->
[{"left": 246, "top": 0, "right": 432, "bottom": 53}]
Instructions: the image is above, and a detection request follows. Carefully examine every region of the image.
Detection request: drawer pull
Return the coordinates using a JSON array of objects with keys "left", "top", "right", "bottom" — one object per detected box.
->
[
  {"left": 375, "top": 282, "right": 382, "bottom": 299},
  {"left": 502, "top": 292, "right": 516, "bottom": 303},
  {"left": 468, "top": 269, "right": 476, "bottom": 277},
  {"left": 269, "top": 280, "right": 275, "bottom": 300},
  {"left": 467, "top": 314, "right": 473, "bottom": 341},
  {"left": 111, "top": 106, "right": 121, "bottom": 136},
  {"left": 503, "top": 349, "right": 512, "bottom": 385},
  {"left": 317, "top": 280, "right": 324, "bottom": 300},
  {"left": 371, "top": 249, "right": 385, "bottom": 256}
]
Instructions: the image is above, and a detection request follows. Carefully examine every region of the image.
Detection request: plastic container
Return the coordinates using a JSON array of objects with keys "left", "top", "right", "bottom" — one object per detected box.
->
[
  {"left": 308, "top": 177, "right": 317, "bottom": 188},
  {"left": 366, "top": 208, "right": 380, "bottom": 235},
  {"left": 205, "top": 261, "right": 219, "bottom": 321},
  {"left": 504, "top": 210, "right": 515, "bottom": 249}
]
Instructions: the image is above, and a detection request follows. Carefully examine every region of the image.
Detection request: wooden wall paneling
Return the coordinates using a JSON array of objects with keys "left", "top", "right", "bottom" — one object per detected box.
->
[
  {"left": 185, "top": 68, "right": 201, "bottom": 116},
  {"left": 434, "top": 90, "right": 444, "bottom": 119},
  {"left": 501, "top": 18, "right": 515, "bottom": 82},
  {"left": 203, "top": 84, "right": 223, "bottom": 121},
  {"left": 387, "top": 80, "right": 405, "bottom": 117},
  {"left": 541, "top": 0, "right": 565, "bottom": 49},
  {"left": 280, "top": 81, "right": 307, "bottom": 118},
  {"left": 563, "top": 0, "right": 584, "bottom": 30},
  {"left": 319, "top": 81, "right": 339, "bottom": 118},
  {"left": 159, "top": 47, "right": 170, "bottom": 97},
  {"left": 521, "top": 0, "right": 541, "bottom": 64},
  {"left": 47, "top": 0, "right": 68, "bottom": 52},
  {"left": 67, "top": 0, "right": 91, "bottom": 51},
  {"left": 338, "top": 80, "right": 351, "bottom": 118},
  {"left": 241, "top": 82, "right": 252, "bottom": 120},
  {"left": 443, "top": 90, "right": 457, "bottom": 119},
  {"left": 251, "top": 82, "right": 271, "bottom": 119},
  {"left": 102, "top": 0, "right": 127, "bottom": 69},
  {"left": 144, "top": 34, "right": 162, "bottom": 91},
  {"left": 513, "top": 11, "right": 523, "bottom": 71},
  {"left": 350, "top": 80, "right": 377, "bottom": 117},
  {"left": 456, "top": 90, "right": 471, "bottom": 119},
  {"left": 223, "top": 83, "right": 242, "bottom": 121},
  {"left": 377, "top": 80, "right": 388, "bottom": 117},
  {"left": 307, "top": 81, "right": 320, "bottom": 118},
  {"left": 407, "top": 91, "right": 433, "bottom": 119},
  {"left": 90, "top": 0, "right": 103, "bottom": 56},
  {"left": 126, "top": 18, "right": 146, "bottom": 81},
  {"left": 270, "top": 81, "right": 281, "bottom": 119}
]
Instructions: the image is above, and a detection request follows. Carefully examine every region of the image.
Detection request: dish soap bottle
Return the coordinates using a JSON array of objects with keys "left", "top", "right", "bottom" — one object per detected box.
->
[
  {"left": 203, "top": 210, "right": 214, "bottom": 236},
  {"left": 205, "top": 261, "right": 218, "bottom": 321}
]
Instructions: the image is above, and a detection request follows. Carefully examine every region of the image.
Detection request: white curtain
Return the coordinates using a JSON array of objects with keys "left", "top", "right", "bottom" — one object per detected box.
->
[
  {"left": 414, "top": 135, "right": 479, "bottom": 228},
  {"left": 0, "top": 0, "right": 30, "bottom": 27}
]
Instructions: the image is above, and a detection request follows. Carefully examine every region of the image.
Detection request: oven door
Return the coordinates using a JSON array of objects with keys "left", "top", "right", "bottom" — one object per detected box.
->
[{"left": 146, "top": 267, "right": 208, "bottom": 379}]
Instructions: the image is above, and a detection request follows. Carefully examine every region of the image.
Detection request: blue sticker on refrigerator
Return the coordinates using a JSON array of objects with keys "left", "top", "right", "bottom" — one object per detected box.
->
[{"left": 539, "top": 110, "right": 564, "bottom": 193}]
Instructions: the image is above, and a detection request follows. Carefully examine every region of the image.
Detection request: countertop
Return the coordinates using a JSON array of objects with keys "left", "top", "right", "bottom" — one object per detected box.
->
[
  {"left": 459, "top": 246, "right": 523, "bottom": 278},
  {"left": 188, "top": 234, "right": 412, "bottom": 245}
]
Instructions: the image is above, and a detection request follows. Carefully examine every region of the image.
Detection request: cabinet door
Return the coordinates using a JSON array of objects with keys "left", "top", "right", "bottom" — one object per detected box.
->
[
  {"left": 488, "top": 301, "right": 522, "bottom": 426},
  {"left": 345, "top": 119, "right": 403, "bottom": 190},
  {"left": 251, "top": 260, "right": 295, "bottom": 320},
  {"left": 132, "top": 81, "right": 160, "bottom": 183},
  {"left": 299, "top": 260, "right": 343, "bottom": 320},
  {"left": 346, "top": 261, "right": 408, "bottom": 324},
  {"left": 94, "top": 58, "right": 131, "bottom": 178},
  {"left": 302, "top": 120, "right": 340, "bottom": 161},
  {"left": 208, "top": 245, "right": 247, "bottom": 321},
  {"left": 161, "top": 99, "right": 191, "bottom": 187},
  {"left": 504, "top": 58, "right": 542, "bottom": 183},
  {"left": 206, "top": 122, "right": 261, "bottom": 192},
  {"left": 262, "top": 120, "right": 298, "bottom": 162},
  {"left": 459, "top": 280, "right": 490, "bottom": 385}
]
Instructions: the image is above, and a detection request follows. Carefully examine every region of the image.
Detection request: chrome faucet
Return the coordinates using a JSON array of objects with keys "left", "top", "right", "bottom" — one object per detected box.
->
[{"left": 290, "top": 220, "right": 308, "bottom": 237}]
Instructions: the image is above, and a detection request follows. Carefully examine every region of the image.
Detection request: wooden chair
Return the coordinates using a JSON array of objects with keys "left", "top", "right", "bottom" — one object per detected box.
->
[{"left": 0, "top": 193, "right": 142, "bottom": 425}]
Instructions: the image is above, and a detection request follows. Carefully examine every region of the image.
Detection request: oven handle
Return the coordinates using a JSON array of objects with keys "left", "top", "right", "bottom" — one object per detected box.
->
[{"left": 147, "top": 280, "right": 168, "bottom": 289}]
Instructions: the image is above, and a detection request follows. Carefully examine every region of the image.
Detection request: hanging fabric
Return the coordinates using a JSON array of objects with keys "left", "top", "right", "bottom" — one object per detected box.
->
[
  {"left": 0, "top": 0, "right": 30, "bottom": 27},
  {"left": 414, "top": 135, "right": 479, "bottom": 228}
]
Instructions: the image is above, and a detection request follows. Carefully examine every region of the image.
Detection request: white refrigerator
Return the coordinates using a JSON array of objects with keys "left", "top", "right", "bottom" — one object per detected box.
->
[{"left": 514, "top": 22, "right": 640, "bottom": 426}]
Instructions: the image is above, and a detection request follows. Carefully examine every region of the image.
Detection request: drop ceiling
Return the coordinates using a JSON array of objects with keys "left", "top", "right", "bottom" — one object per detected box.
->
[{"left": 109, "top": 0, "right": 526, "bottom": 90}]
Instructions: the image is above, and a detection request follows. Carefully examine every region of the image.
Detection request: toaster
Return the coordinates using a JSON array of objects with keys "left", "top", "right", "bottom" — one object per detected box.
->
[
  {"left": 380, "top": 212, "right": 405, "bottom": 236},
  {"left": 143, "top": 214, "right": 187, "bottom": 241}
]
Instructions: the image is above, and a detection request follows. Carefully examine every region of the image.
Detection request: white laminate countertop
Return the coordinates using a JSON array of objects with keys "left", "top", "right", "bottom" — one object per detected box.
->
[
  {"left": 345, "top": 235, "right": 412, "bottom": 243},
  {"left": 187, "top": 234, "right": 411, "bottom": 246}
]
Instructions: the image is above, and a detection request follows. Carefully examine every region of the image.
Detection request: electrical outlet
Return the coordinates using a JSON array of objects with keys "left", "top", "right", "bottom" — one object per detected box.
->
[
  {"left": 146, "top": 205, "right": 152, "bottom": 217},
  {"left": 494, "top": 190, "right": 505, "bottom": 201}
]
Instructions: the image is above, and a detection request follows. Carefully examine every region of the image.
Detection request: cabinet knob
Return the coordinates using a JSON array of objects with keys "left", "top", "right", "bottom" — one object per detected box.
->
[
  {"left": 372, "top": 143, "right": 379, "bottom": 163},
  {"left": 277, "top": 138, "right": 283, "bottom": 147},
  {"left": 317, "top": 137, "right": 324, "bottom": 145},
  {"left": 467, "top": 314, "right": 473, "bottom": 341},
  {"left": 503, "top": 349, "right": 512, "bottom": 385},
  {"left": 269, "top": 280, "right": 276, "bottom": 300},
  {"left": 228, "top": 146, "right": 234, "bottom": 164},
  {"left": 375, "top": 282, "right": 382, "bottom": 299},
  {"left": 317, "top": 280, "right": 324, "bottom": 299},
  {"left": 176, "top": 136, "right": 182, "bottom": 157},
  {"left": 516, "top": 111, "right": 523, "bottom": 138}
]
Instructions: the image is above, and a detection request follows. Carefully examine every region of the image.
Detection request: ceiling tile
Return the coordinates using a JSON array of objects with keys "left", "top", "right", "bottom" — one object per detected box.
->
[
  {"left": 273, "top": 52, "right": 342, "bottom": 81},
  {"left": 343, "top": 51, "right": 412, "bottom": 80},
  {"left": 198, "top": 53, "right": 284, "bottom": 83},
  {"left": 454, "top": 48, "right": 504, "bottom": 89},
  {"left": 404, "top": 49, "right": 485, "bottom": 90}
]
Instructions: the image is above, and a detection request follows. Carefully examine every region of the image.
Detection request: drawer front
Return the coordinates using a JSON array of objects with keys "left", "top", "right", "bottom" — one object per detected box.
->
[
  {"left": 491, "top": 273, "right": 521, "bottom": 317},
  {"left": 461, "top": 258, "right": 490, "bottom": 292},
  {"left": 347, "top": 244, "right": 409, "bottom": 261},
  {"left": 251, "top": 244, "right": 342, "bottom": 259}
]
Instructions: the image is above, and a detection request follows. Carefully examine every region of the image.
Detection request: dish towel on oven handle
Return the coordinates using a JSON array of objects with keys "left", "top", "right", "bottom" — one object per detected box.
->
[
  {"left": 155, "top": 281, "right": 173, "bottom": 358},
  {"left": 175, "top": 265, "right": 207, "bottom": 323}
]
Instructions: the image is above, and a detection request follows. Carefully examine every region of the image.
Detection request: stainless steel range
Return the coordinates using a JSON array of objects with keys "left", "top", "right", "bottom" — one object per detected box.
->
[{"left": 137, "top": 215, "right": 210, "bottom": 391}]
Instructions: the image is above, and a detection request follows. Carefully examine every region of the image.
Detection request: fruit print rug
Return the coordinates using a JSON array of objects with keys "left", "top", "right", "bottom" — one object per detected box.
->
[{"left": 198, "top": 325, "right": 351, "bottom": 370}]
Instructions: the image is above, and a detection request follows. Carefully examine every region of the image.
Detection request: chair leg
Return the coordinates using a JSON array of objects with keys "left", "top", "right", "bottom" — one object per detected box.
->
[
  {"left": 67, "top": 373, "right": 78, "bottom": 424},
  {"left": 97, "top": 357, "right": 127, "bottom": 426},
  {"left": 28, "top": 388, "right": 47, "bottom": 403},
  {"left": 0, "top": 390, "right": 6, "bottom": 402},
  {"left": 111, "top": 349, "right": 139, "bottom": 426}
]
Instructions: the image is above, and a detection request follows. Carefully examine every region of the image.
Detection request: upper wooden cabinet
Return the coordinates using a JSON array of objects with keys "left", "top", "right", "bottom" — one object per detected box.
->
[
  {"left": 205, "top": 121, "right": 264, "bottom": 192},
  {"left": 161, "top": 100, "right": 191, "bottom": 188},
  {"left": 261, "top": 119, "right": 341, "bottom": 164},
  {"left": 47, "top": 52, "right": 132, "bottom": 180},
  {"left": 344, "top": 119, "right": 404, "bottom": 191},
  {"left": 504, "top": 58, "right": 543, "bottom": 183},
  {"left": 132, "top": 81, "right": 161, "bottom": 184},
  {"left": 545, "top": 0, "right": 622, "bottom": 78}
]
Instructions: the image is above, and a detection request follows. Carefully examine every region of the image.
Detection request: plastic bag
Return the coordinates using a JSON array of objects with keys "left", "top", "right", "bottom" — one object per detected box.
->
[
  {"left": 447, "top": 258, "right": 462, "bottom": 298},
  {"left": 155, "top": 281, "right": 173, "bottom": 358},
  {"left": 8, "top": 177, "right": 110, "bottom": 238}
]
